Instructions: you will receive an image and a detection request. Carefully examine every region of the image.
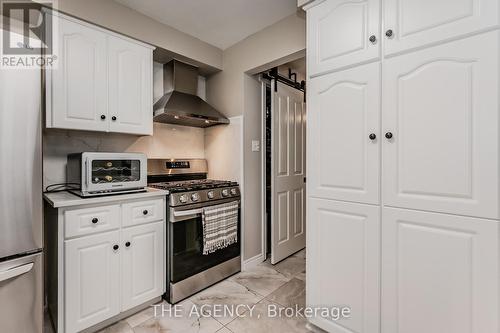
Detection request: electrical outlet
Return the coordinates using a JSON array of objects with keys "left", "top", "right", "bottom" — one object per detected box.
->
[{"left": 251, "top": 140, "right": 260, "bottom": 152}]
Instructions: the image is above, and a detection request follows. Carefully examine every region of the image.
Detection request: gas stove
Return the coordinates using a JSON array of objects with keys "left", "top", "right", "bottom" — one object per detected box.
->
[{"left": 147, "top": 159, "right": 240, "bottom": 207}]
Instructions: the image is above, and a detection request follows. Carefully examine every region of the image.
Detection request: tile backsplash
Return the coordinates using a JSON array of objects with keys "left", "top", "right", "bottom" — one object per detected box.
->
[{"left": 43, "top": 123, "right": 205, "bottom": 189}]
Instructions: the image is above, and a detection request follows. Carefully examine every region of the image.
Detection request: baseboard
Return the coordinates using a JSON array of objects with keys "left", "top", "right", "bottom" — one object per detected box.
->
[{"left": 242, "top": 253, "right": 265, "bottom": 271}]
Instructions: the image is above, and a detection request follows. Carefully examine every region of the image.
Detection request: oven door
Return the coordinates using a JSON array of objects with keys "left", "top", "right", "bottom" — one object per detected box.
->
[
  {"left": 84, "top": 153, "right": 147, "bottom": 193},
  {"left": 168, "top": 199, "right": 241, "bottom": 283}
]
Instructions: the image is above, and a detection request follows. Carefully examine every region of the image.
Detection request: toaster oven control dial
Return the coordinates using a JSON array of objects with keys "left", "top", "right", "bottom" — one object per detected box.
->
[
  {"left": 179, "top": 194, "right": 188, "bottom": 203},
  {"left": 221, "top": 189, "right": 230, "bottom": 197},
  {"left": 191, "top": 193, "right": 200, "bottom": 202},
  {"left": 207, "top": 191, "right": 215, "bottom": 199},
  {"left": 230, "top": 188, "right": 237, "bottom": 196}
]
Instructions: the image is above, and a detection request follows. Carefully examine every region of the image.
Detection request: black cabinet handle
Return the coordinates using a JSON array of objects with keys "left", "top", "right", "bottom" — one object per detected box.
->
[
  {"left": 143, "top": 210, "right": 148, "bottom": 215},
  {"left": 385, "top": 29, "right": 393, "bottom": 38},
  {"left": 125, "top": 241, "right": 131, "bottom": 247},
  {"left": 111, "top": 116, "right": 117, "bottom": 121},
  {"left": 369, "top": 35, "right": 377, "bottom": 44},
  {"left": 92, "top": 218, "right": 98, "bottom": 224},
  {"left": 113, "top": 245, "right": 119, "bottom": 251},
  {"left": 385, "top": 132, "right": 393, "bottom": 139},
  {"left": 100, "top": 115, "right": 106, "bottom": 120},
  {"left": 369, "top": 133, "right": 377, "bottom": 141}
]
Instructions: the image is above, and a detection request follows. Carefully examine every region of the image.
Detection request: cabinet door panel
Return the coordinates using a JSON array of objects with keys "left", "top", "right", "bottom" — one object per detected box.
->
[
  {"left": 108, "top": 36, "right": 153, "bottom": 135},
  {"left": 307, "top": 0, "right": 380, "bottom": 76},
  {"left": 65, "top": 231, "right": 120, "bottom": 333},
  {"left": 308, "top": 62, "right": 380, "bottom": 204},
  {"left": 121, "top": 222, "right": 164, "bottom": 311},
  {"left": 384, "top": 0, "right": 498, "bottom": 55},
  {"left": 50, "top": 15, "right": 108, "bottom": 131},
  {"left": 383, "top": 32, "right": 498, "bottom": 218},
  {"left": 308, "top": 198, "right": 380, "bottom": 333},
  {"left": 382, "top": 208, "right": 499, "bottom": 333}
]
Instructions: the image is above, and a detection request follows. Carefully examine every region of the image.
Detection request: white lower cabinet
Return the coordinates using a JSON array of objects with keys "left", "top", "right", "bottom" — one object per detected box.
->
[
  {"left": 121, "top": 222, "right": 164, "bottom": 311},
  {"left": 65, "top": 231, "right": 121, "bottom": 333},
  {"left": 307, "top": 198, "right": 380, "bottom": 333},
  {"left": 381, "top": 207, "right": 499, "bottom": 333},
  {"left": 46, "top": 195, "right": 166, "bottom": 333}
]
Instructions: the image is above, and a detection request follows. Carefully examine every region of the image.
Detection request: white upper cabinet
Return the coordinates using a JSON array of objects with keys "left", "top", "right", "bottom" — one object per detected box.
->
[
  {"left": 382, "top": 207, "right": 499, "bottom": 333},
  {"left": 308, "top": 199, "right": 380, "bottom": 333},
  {"left": 382, "top": 32, "right": 499, "bottom": 219},
  {"left": 308, "top": 62, "right": 380, "bottom": 205},
  {"left": 46, "top": 13, "right": 154, "bottom": 135},
  {"left": 50, "top": 16, "right": 108, "bottom": 132},
  {"left": 307, "top": 0, "right": 380, "bottom": 76},
  {"left": 108, "top": 36, "right": 153, "bottom": 135},
  {"left": 384, "top": 0, "right": 499, "bottom": 56}
]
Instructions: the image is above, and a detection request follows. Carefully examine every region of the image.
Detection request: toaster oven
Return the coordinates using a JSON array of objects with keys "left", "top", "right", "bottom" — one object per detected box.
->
[{"left": 67, "top": 152, "right": 147, "bottom": 197}]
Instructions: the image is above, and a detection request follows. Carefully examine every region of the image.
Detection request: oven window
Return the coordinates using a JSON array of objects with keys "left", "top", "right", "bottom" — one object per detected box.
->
[
  {"left": 91, "top": 160, "right": 141, "bottom": 184},
  {"left": 170, "top": 214, "right": 240, "bottom": 283}
]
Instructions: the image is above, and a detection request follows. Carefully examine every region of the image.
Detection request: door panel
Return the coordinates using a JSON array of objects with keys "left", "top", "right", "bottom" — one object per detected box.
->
[
  {"left": 271, "top": 82, "right": 306, "bottom": 264},
  {"left": 384, "top": 0, "right": 498, "bottom": 55},
  {"left": 108, "top": 36, "right": 153, "bottom": 135},
  {"left": 51, "top": 16, "right": 108, "bottom": 131},
  {"left": 307, "top": 0, "right": 380, "bottom": 76},
  {"left": 65, "top": 231, "right": 120, "bottom": 333},
  {"left": 382, "top": 207, "right": 499, "bottom": 333},
  {"left": 308, "top": 199, "right": 380, "bottom": 333},
  {"left": 121, "top": 222, "right": 164, "bottom": 311},
  {"left": 383, "top": 32, "right": 498, "bottom": 218},
  {"left": 308, "top": 62, "right": 380, "bottom": 205}
]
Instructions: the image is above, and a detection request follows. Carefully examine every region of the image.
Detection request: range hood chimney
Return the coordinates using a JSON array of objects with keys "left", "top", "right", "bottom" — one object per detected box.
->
[{"left": 153, "top": 60, "right": 229, "bottom": 128}]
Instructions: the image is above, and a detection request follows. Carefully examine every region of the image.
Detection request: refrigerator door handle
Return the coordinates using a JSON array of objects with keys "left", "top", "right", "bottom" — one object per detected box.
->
[{"left": 0, "top": 262, "right": 34, "bottom": 282}]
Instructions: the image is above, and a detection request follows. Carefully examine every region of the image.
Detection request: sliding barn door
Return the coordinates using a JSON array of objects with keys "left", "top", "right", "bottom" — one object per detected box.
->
[{"left": 271, "top": 81, "right": 306, "bottom": 264}]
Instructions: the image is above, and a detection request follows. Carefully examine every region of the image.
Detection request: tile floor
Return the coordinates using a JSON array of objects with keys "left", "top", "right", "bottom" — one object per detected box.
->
[{"left": 46, "top": 249, "right": 324, "bottom": 333}]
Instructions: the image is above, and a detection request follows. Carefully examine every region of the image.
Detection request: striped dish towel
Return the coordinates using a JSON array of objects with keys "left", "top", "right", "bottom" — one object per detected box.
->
[{"left": 202, "top": 201, "right": 239, "bottom": 255}]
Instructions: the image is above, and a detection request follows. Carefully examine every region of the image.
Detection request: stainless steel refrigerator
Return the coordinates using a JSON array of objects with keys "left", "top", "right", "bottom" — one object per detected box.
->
[{"left": 0, "top": 49, "right": 43, "bottom": 331}]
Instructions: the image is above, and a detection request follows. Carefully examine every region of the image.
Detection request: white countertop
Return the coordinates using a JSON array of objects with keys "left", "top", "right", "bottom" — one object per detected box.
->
[{"left": 43, "top": 188, "right": 168, "bottom": 208}]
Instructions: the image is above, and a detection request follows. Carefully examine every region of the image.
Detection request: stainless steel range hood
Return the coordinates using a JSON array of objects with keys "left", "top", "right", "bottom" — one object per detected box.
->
[{"left": 153, "top": 60, "right": 229, "bottom": 127}]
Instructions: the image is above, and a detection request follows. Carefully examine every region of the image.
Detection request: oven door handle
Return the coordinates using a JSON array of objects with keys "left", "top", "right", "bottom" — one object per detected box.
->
[{"left": 173, "top": 208, "right": 204, "bottom": 217}]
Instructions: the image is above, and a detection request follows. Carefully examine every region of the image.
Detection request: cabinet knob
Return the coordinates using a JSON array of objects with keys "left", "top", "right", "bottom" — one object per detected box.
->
[
  {"left": 100, "top": 115, "right": 106, "bottom": 120},
  {"left": 111, "top": 116, "right": 117, "bottom": 121},
  {"left": 385, "top": 132, "right": 393, "bottom": 139},
  {"left": 113, "top": 245, "right": 119, "bottom": 251},
  {"left": 369, "top": 133, "right": 377, "bottom": 141},
  {"left": 143, "top": 210, "right": 148, "bottom": 215},
  {"left": 125, "top": 241, "right": 131, "bottom": 247},
  {"left": 92, "top": 218, "right": 98, "bottom": 224},
  {"left": 369, "top": 35, "right": 377, "bottom": 44},
  {"left": 385, "top": 29, "right": 393, "bottom": 38}
]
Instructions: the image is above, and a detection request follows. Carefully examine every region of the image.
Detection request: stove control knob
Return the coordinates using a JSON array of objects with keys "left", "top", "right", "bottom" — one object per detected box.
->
[
  {"left": 179, "top": 194, "right": 188, "bottom": 203},
  {"left": 207, "top": 191, "right": 215, "bottom": 199},
  {"left": 230, "top": 188, "right": 237, "bottom": 196},
  {"left": 191, "top": 193, "right": 200, "bottom": 202},
  {"left": 221, "top": 189, "right": 230, "bottom": 197}
]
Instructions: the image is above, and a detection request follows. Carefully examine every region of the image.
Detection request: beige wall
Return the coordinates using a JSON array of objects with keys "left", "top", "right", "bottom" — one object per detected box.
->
[
  {"left": 206, "top": 13, "right": 306, "bottom": 261},
  {"left": 57, "top": 0, "right": 223, "bottom": 70}
]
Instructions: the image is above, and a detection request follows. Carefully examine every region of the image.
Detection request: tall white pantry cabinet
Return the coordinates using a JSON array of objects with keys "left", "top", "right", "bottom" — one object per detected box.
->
[{"left": 304, "top": 1, "right": 500, "bottom": 333}]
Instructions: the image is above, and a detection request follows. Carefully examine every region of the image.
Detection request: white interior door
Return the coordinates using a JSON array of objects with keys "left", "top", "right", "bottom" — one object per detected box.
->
[
  {"left": 383, "top": 32, "right": 499, "bottom": 219},
  {"left": 271, "top": 81, "right": 306, "bottom": 264}
]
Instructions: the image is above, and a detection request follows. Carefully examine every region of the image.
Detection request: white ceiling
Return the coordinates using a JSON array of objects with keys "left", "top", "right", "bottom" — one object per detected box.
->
[{"left": 114, "top": 0, "right": 298, "bottom": 50}]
